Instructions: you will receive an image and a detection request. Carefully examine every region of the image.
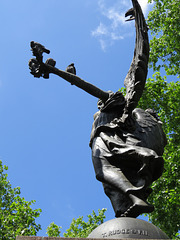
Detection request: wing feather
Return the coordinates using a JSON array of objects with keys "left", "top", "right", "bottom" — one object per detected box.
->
[{"left": 123, "top": 0, "right": 149, "bottom": 120}]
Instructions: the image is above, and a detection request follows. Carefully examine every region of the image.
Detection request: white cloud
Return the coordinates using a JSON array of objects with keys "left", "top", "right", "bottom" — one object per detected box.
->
[
  {"left": 111, "top": 32, "right": 124, "bottom": 41},
  {"left": 138, "top": 0, "right": 149, "bottom": 14},
  {"left": 92, "top": 22, "right": 108, "bottom": 37},
  {"left": 92, "top": 0, "right": 149, "bottom": 51},
  {"left": 99, "top": 39, "right": 107, "bottom": 51},
  {"left": 107, "top": 8, "right": 125, "bottom": 29}
]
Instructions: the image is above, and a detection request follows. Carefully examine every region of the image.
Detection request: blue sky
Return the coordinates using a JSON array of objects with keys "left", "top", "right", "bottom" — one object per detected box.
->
[{"left": 0, "top": 0, "right": 167, "bottom": 236}]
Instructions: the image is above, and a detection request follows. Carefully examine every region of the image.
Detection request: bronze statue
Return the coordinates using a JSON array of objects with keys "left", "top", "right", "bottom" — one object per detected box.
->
[{"left": 29, "top": 0, "right": 167, "bottom": 218}]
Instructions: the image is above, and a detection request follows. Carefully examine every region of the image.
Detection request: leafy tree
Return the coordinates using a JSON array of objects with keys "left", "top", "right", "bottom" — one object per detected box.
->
[
  {"left": 0, "top": 160, "right": 42, "bottom": 240},
  {"left": 147, "top": 0, "right": 180, "bottom": 77},
  {"left": 46, "top": 222, "right": 61, "bottom": 237},
  {"left": 46, "top": 208, "right": 106, "bottom": 238},
  {"left": 138, "top": 74, "right": 180, "bottom": 239},
  {"left": 144, "top": 1, "right": 180, "bottom": 237}
]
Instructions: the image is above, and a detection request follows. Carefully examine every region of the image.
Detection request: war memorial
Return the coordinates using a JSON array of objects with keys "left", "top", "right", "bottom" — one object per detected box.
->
[{"left": 17, "top": 0, "right": 170, "bottom": 239}]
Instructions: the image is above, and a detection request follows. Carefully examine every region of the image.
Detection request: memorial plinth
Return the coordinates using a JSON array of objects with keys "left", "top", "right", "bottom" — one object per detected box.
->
[
  {"left": 88, "top": 218, "right": 169, "bottom": 239},
  {"left": 16, "top": 217, "right": 169, "bottom": 240},
  {"left": 16, "top": 237, "right": 169, "bottom": 240}
]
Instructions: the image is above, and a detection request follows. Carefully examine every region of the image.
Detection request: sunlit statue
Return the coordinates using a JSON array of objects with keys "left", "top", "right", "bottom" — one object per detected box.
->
[{"left": 29, "top": 0, "right": 167, "bottom": 218}]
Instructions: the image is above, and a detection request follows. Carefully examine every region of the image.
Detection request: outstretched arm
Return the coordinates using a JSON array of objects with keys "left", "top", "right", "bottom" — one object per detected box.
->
[
  {"left": 45, "top": 63, "right": 109, "bottom": 101},
  {"left": 28, "top": 41, "right": 109, "bottom": 102}
]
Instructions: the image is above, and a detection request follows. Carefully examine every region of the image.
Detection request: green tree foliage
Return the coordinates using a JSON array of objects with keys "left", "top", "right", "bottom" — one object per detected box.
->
[
  {"left": 46, "top": 222, "right": 62, "bottom": 237},
  {"left": 138, "top": 74, "right": 180, "bottom": 239},
  {"left": 147, "top": 0, "right": 180, "bottom": 76},
  {"left": 0, "top": 160, "right": 42, "bottom": 240},
  {"left": 46, "top": 208, "right": 106, "bottom": 238},
  {"left": 145, "top": 2, "right": 180, "bottom": 237}
]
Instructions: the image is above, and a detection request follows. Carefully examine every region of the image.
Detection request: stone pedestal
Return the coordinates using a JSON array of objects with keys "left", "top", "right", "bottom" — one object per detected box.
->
[
  {"left": 88, "top": 218, "right": 169, "bottom": 239},
  {"left": 16, "top": 218, "right": 169, "bottom": 240},
  {"left": 16, "top": 238, "right": 168, "bottom": 240}
]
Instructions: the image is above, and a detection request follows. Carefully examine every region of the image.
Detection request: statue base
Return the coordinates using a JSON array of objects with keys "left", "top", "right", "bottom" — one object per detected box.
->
[
  {"left": 16, "top": 218, "right": 169, "bottom": 240},
  {"left": 88, "top": 217, "right": 169, "bottom": 239}
]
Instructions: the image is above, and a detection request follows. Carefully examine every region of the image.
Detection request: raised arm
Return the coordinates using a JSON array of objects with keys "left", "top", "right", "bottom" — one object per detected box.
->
[{"left": 28, "top": 41, "right": 109, "bottom": 102}]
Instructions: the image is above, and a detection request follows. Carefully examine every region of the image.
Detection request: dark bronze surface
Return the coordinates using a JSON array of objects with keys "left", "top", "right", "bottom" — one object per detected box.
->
[{"left": 28, "top": 0, "right": 167, "bottom": 218}]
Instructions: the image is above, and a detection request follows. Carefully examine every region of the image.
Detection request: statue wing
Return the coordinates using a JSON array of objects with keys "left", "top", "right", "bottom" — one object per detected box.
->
[
  {"left": 123, "top": 0, "right": 149, "bottom": 120},
  {"left": 133, "top": 108, "right": 158, "bottom": 131},
  {"left": 133, "top": 108, "right": 167, "bottom": 156}
]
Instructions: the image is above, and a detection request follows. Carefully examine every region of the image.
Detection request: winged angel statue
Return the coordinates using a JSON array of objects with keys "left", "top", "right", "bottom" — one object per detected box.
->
[{"left": 29, "top": 0, "right": 167, "bottom": 218}]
